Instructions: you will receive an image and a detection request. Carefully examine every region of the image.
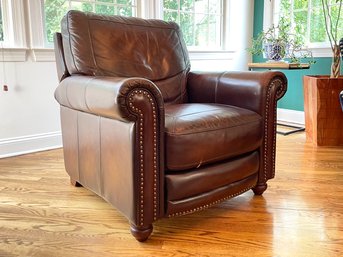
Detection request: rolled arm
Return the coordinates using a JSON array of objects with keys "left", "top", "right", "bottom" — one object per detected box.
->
[
  {"left": 187, "top": 71, "right": 287, "bottom": 184},
  {"left": 55, "top": 75, "right": 165, "bottom": 228},
  {"left": 54, "top": 75, "right": 164, "bottom": 121},
  {"left": 187, "top": 71, "right": 287, "bottom": 115}
]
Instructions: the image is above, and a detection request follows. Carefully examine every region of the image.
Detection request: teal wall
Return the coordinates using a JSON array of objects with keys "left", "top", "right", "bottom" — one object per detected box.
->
[{"left": 253, "top": 0, "right": 342, "bottom": 111}]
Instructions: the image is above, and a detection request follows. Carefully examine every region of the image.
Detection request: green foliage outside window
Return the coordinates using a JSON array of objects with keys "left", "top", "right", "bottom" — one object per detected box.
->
[
  {"left": 44, "top": 0, "right": 68, "bottom": 44},
  {"left": 279, "top": 0, "right": 343, "bottom": 44},
  {"left": 44, "top": 0, "right": 134, "bottom": 44},
  {"left": 44, "top": 0, "right": 222, "bottom": 48},
  {"left": 163, "top": 0, "right": 222, "bottom": 48}
]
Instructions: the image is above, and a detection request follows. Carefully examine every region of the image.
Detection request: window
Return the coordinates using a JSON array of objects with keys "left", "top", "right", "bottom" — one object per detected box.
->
[
  {"left": 44, "top": 0, "right": 138, "bottom": 44},
  {"left": 162, "top": 0, "right": 223, "bottom": 50},
  {"left": 42, "top": 0, "right": 225, "bottom": 50},
  {"left": 0, "top": 2, "right": 3, "bottom": 41},
  {"left": 0, "top": 0, "right": 26, "bottom": 48},
  {"left": 273, "top": 0, "right": 343, "bottom": 47},
  {"left": 28, "top": 0, "right": 234, "bottom": 62}
]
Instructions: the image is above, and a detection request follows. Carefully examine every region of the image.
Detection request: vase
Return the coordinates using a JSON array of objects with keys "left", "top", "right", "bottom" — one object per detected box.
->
[{"left": 303, "top": 75, "right": 343, "bottom": 146}]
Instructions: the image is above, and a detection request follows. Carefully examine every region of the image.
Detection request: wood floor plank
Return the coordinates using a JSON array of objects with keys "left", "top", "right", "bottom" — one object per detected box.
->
[{"left": 1, "top": 133, "right": 343, "bottom": 256}]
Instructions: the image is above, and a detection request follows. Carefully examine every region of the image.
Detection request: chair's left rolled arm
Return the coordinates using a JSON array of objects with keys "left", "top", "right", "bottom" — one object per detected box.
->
[
  {"left": 55, "top": 75, "right": 165, "bottom": 233},
  {"left": 54, "top": 75, "right": 165, "bottom": 122}
]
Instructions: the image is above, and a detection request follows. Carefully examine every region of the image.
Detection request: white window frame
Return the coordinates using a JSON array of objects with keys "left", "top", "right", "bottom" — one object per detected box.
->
[
  {"left": 43, "top": 0, "right": 141, "bottom": 47},
  {"left": 158, "top": 0, "right": 234, "bottom": 60},
  {"left": 28, "top": 0, "right": 144, "bottom": 61},
  {"left": 263, "top": 0, "right": 334, "bottom": 57},
  {"left": 0, "top": 0, "right": 27, "bottom": 62},
  {"left": 27, "top": 0, "right": 236, "bottom": 62},
  {"left": 160, "top": 0, "right": 225, "bottom": 51}
]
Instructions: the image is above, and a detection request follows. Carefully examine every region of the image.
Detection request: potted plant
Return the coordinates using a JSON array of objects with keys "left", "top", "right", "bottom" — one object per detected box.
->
[
  {"left": 303, "top": 0, "right": 343, "bottom": 146},
  {"left": 249, "top": 17, "right": 314, "bottom": 64}
]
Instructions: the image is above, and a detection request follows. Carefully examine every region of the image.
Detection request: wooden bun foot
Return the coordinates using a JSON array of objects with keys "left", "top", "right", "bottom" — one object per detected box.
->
[
  {"left": 130, "top": 224, "right": 153, "bottom": 242},
  {"left": 252, "top": 183, "right": 268, "bottom": 195}
]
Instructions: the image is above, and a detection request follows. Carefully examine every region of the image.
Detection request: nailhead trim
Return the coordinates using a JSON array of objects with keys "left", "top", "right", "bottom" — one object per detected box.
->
[
  {"left": 125, "top": 79, "right": 284, "bottom": 223},
  {"left": 168, "top": 185, "right": 253, "bottom": 218},
  {"left": 128, "top": 89, "right": 158, "bottom": 226},
  {"left": 264, "top": 79, "right": 285, "bottom": 180}
]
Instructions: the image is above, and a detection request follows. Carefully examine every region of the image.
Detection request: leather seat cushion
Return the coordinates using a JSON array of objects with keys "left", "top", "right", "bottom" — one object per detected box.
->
[{"left": 165, "top": 103, "right": 263, "bottom": 171}]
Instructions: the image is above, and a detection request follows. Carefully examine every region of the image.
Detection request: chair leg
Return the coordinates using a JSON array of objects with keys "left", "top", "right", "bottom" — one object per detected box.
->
[
  {"left": 252, "top": 183, "right": 268, "bottom": 195},
  {"left": 70, "top": 178, "right": 82, "bottom": 187},
  {"left": 130, "top": 223, "right": 153, "bottom": 242}
]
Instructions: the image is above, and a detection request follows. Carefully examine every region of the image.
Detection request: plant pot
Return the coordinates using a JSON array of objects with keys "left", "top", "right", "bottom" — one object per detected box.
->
[
  {"left": 303, "top": 75, "right": 343, "bottom": 146},
  {"left": 263, "top": 42, "right": 288, "bottom": 62}
]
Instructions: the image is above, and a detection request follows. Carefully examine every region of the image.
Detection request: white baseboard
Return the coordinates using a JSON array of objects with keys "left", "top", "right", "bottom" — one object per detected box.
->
[
  {"left": 277, "top": 108, "right": 305, "bottom": 126},
  {"left": 0, "top": 131, "right": 62, "bottom": 158}
]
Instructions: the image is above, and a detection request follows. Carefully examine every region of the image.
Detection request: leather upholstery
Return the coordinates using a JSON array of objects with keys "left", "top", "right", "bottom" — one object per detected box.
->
[
  {"left": 166, "top": 151, "right": 260, "bottom": 201},
  {"left": 61, "top": 10, "right": 190, "bottom": 104},
  {"left": 54, "top": 10, "right": 287, "bottom": 241},
  {"left": 53, "top": 33, "right": 69, "bottom": 81},
  {"left": 187, "top": 71, "right": 286, "bottom": 182},
  {"left": 165, "top": 103, "right": 262, "bottom": 170}
]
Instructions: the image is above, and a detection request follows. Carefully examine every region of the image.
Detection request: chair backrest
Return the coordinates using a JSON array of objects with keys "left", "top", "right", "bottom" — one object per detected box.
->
[{"left": 59, "top": 10, "right": 191, "bottom": 104}]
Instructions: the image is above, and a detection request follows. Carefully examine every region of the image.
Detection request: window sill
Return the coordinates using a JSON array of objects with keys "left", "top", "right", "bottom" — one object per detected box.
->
[
  {"left": 189, "top": 50, "right": 235, "bottom": 61},
  {"left": 31, "top": 48, "right": 55, "bottom": 62},
  {"left": 0, "top": 48, "right": 28, "bottom": 62},
  {"left": 310, "top": 47, "right": 335, "bottom": 58}
]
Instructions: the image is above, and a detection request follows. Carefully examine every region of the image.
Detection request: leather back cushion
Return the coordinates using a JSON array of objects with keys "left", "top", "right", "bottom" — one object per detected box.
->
[{"left": 61, "top": 10, "right": 191, "bottom": 103}]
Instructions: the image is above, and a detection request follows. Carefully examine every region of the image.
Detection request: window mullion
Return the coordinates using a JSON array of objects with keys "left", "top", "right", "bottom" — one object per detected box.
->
[
  {"left": 0, "top": 0, "right": 28, "bottom": 61},
  {"left": 0, "top": 0, "right": 4, "bottom": 42},
  {"left": 1, "top": 0, "right": 13, "bottom": 46},
  {"left": 28, "top": 0, "right": 45, "bottom": 48},
  {"left": 307, "top": 0, "right": 312, "bottom": 45},
  {"left": 291, "top": 0, "right": 294, "bottom": 17},
  {"left": 177, "top": 0, "right": 180, "bottom": 24},
  {"left": 207, "top": 0, "right": 209, "bottom": 47},
  {"left": 1, "top": 0, "right": 27, "bottom": 48},
  {"left": 192, "top": 0, "right": 195, "bottom": 47}
]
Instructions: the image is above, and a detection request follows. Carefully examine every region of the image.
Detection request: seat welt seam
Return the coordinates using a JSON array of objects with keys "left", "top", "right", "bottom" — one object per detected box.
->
[{"left": 167, "top": 149, "right": 260, "bottom": 171}]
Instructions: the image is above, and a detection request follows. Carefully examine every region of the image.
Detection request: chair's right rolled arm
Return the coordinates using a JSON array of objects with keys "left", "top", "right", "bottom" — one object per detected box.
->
[
  {"left": 187, "top": 71, "right": 287, "bottom": 115},
  {"left": 187, "top": 70, "right": 287, "bottom": 187}
]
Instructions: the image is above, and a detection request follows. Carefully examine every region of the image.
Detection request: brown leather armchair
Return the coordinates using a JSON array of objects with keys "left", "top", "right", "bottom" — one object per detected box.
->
[{"left": 54, "top": 10, "right": 287, "bottom": 242}]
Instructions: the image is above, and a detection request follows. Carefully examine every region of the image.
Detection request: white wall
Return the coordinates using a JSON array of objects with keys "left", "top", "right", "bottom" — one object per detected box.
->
[{"left": 0, "top": 52, "right": 62, "bottom": 158}]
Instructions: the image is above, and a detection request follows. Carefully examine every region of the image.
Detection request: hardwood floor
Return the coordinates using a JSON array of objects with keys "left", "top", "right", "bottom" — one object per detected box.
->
[{"left": 0, "top": 132, "right": 343, "bottom": 257}]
